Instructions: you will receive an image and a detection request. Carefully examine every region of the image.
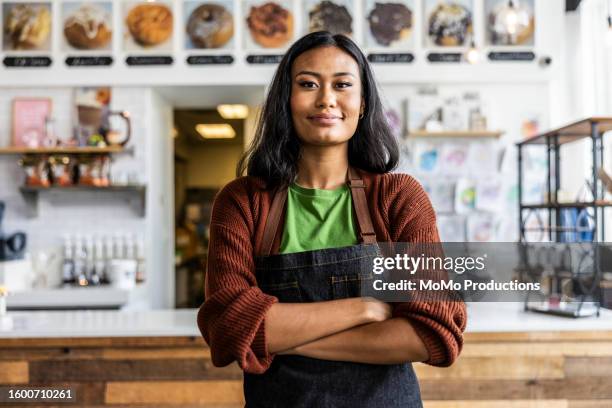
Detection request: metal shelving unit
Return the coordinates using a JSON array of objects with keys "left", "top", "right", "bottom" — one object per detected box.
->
[{"left": 517, "top": 117, "right": 612, "bottom": 317}]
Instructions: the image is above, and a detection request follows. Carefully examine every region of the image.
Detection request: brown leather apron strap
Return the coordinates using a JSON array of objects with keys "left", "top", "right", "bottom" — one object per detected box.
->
[
  {"left": 347, "top": 167, "right": 377, "bottom": 245},
  {"left": 260, "top": 186, "right": 287, "bottom": 257},
  {"left": 259, "top": 167, "right": 377, "bottom": 256}
]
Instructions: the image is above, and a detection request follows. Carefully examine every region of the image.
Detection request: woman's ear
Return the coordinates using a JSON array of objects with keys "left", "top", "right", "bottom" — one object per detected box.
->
[{"left": 360, "top": 99, "right": 365, "bottom": 115}]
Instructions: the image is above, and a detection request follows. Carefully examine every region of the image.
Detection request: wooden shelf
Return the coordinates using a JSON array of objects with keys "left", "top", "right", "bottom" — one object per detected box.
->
[
  {"left": 19, "top": 185, "right": 146, "bottom": 217},
  {"left": 521, "top": 200, "right": 612, "bottom": 209},
  {"left": 0, "top": 146, "right": 129, "bottom": 155},
  {"left": 407, "top": 130, "right": 504, "bottom": 138},
  {"left": 518, "top": 117, "right": 612, "bottom": 146}
]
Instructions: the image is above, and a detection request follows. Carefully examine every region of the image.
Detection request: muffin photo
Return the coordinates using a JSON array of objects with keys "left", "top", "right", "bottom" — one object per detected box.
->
[
  {"left": 308, "top": 0, "right": 352, "bottom": 36},
  {"left": 63, "top": 2, "right": 112, "bottom": 50},
  {"left": 3, "top": 2, "right": 52, "bottom": 51},
  {"left": 426, "top": 0, "right": 473, "bottom": 47},
  {"left": 367, "top": 1, "right": 412, "bottom": 47},
  {"left": 246, "top": 1, "right": 293, "bottom": 48},
  {"left": 186, "top": 2, "right": 234, "bottom": 49},
  {"left": 124, "top": 2, "right": 173, "bottom": 49}
]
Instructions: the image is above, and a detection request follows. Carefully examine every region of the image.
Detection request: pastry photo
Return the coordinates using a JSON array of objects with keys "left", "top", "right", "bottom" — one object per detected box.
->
[
  {"left": 245, "top": 1, "right": 293, "bottom": 49},
  {"left": 2, "top": 2, "right": 52, "bottom": 51},
  {"left": 486, "top": 0, "right": 534, "bottom": 46},
  {"left": 123, "top": 2, "right": 173, "bottom": 51},
  {"left": 425, "top": 0, "right": 473, "bottom": 47},
  {"left": 366, "top": 0, "right": 413, "bottom": 48},
  {"left": 307, "top": 0, "right": 353, "bottom": 36},
  {"left": 62, "top": 2, "right": 113, "bottom": 51},
  {"left": 185, "top": 1, "right": 234, "bottom": 49}
]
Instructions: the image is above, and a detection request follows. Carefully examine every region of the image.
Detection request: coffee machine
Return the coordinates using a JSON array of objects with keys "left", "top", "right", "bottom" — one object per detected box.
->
[{"left": 0, "top": 202, "right": 26, "bottom": 261}]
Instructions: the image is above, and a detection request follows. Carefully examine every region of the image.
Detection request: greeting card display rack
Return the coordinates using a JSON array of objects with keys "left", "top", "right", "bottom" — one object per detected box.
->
[{"left": 517, "top": 117, "right": 612, "bottom": 317}]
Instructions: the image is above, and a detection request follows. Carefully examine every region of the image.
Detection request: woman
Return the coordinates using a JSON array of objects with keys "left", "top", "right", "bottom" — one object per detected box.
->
[{"left": 198, "top": 31, "right": 466, "bottom": 407}]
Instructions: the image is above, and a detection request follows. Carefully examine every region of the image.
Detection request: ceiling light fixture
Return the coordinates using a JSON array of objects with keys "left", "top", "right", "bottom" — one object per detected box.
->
[
  {"left": 217, "top": 104, "right": 249, "bottom": 119},
  {"left": 195, "top": 123, "right": 236, "bottom": 139},
  {"left": 465, "top": 39, "right": 480, "bottom": 64}
]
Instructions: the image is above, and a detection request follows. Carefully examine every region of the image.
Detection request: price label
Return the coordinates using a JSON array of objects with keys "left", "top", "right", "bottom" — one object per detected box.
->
[
  {"left": 126, "top": 56, "right": 173, "bottom": 66},
  {"left": 3, "top": 56, "right": 52, "bottom": 67},
  {"left": 66, "top": 56, "right": 113, "bottom": 67},
  {"left": 427, "top": 53, "right": 462, "bottom": 63},
  {"left": 187, "top": 55, "right": 234, "bottom": 65},
  {"left": 246, "top": 55, "right": 283, "bottom": 64},
  {"left": 488, "top": 52, "right": 536, "bottom": 61},
  {"left": 367, "top": 53, "right": 414, "bottom": 64}
]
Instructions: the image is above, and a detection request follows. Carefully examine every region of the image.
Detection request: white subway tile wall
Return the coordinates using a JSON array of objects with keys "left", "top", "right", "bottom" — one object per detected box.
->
[{"left": 0, "top": 87, "right": 148, "bottom": 256}]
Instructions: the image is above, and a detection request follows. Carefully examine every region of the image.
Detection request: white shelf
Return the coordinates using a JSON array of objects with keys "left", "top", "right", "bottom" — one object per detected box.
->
[{"left": 6, "top": 287, "right": 130, "bottom": 310}]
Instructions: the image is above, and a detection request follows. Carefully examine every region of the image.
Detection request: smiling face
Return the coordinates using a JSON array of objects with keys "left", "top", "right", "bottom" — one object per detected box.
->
[{"left": 290, "top": 46, "right": 364, "bottom": 147}]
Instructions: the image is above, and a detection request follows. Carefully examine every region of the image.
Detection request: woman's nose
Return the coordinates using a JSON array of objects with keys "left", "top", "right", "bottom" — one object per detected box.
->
[{"left": 316, "top": 85, "right": 336, "bottom": 108}]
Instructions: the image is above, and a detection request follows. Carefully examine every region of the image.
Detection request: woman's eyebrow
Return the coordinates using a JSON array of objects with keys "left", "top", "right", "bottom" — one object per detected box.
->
[{"left": 295, "top": 70, "right": 356, "bottom": 78}]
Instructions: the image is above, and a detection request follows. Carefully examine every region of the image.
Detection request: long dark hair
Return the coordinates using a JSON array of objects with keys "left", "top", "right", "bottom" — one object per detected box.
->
[{"left": 237, "top": 31, "right": 399, "bottom": 189}]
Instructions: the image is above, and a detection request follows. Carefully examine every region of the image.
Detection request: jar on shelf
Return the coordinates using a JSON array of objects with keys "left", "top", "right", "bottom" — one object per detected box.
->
[
  {"left": 19, "top": 156, "right": 50, "bottom": 187},
  {"left": 77, "top": 156, "right": 110, "bottom": 187},
  {"left": 48, "top": 155, "right": 75, "bottom": 186}
]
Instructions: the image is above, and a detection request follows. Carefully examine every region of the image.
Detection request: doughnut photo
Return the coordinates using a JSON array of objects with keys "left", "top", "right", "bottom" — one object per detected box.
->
[
  {"left": 62, "top": 2, "right": 113, "bottom": 51},
  {"left": 123, "top": 1, "right": 174, "bottom": 51},
  {"left": 305, "top": 0, "right": 353, "bottom": 37},
  {"left": 2, "top": 2, "right": 52, "bottom": 51},
  {"left": 365, "top": 0, "right": 414, "bottom": 49},
  {"left": 244, "top": 0, "right": 294, "bottom": 49},
  {"left": 184, "top": 1, "right": 234, "bottom": 49},
  {"left": 424, "top": 0, "right": 473, "bottom": 48}
]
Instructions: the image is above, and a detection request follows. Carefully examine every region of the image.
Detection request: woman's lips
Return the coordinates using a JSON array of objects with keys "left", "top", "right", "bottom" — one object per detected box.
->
[{"left": 308, "top": 114, "right": 343, "bottom": 126}]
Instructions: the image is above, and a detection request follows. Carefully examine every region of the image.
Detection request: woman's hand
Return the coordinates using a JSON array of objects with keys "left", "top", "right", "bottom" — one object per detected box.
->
[
  {"left": 266, "top": 297, "right": 392, "bottom": 354},
  {"left": 361, "top": 297, "right": 392, "bottom": 322}
]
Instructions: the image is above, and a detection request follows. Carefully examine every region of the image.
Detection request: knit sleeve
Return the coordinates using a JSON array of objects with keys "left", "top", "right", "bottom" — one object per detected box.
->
[
  {"left": 386, "top": 174, "right": 467, "bottom": 367},
  {"left": 196, "top": 182, "right": 278, "bottom": 374}
]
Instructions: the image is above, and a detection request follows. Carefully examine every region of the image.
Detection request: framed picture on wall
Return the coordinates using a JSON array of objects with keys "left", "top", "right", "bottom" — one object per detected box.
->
[
  {"left": 184, "top": 0, "right": 235, "bottom": 50},
  {"left": 123, "top": 1, "right": 174, "bottom": 52},
  {"left": 61, "top": 1, "right": 113, "bottom": 51},
  {"left": 12, "top": 98, "right": 53, "bottom": 148},
  {"left": 304, "top": 0, "right": 354, "bottom": 37},
  {"left": 243, "top": 0, "right": 295, "bottom": 50},
  {"left": 485, "top": 0, "right": 535, "bottom": 46},
  {"left": 2, "top": 2, "right": 52, "bottom": 51},
  {"left": 364, "top": 0, "right": 414, "bottom": 50},
  {"left": 423, "top": 0, "right": 474, "bottom": 48}
]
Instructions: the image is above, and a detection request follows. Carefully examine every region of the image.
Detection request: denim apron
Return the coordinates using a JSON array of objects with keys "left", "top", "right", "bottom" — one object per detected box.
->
[{"left": 243, "top": 167, "right": 422, "bottom": 408}]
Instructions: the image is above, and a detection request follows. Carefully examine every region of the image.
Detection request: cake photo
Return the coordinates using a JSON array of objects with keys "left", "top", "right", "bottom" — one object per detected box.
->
[
  {"left": 63, "top": 3, "right": 112, "bottom": 50},
  {"left": 426, "top": 1, "right": 473, "bottom": 47},
  {"left": 3, "top": 3, "right": 52, "bottom": 51},
  {"left": 125, "top": 3, "right": 173, "bottom": 48},
  {"left": 308, "top": 1, "right": 352, "bottom": 36},
  {"left": 367, "top": 2, "right": 412, "bottom": 47},
  {"left": 246, "top": 2, "right": 293, "bottom": 48},
  {"left": 186, "top": 3, "right": 234, "bottom": 49}
]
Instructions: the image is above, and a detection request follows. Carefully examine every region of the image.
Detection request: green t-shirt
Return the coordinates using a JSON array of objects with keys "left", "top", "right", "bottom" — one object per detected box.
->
[{"left": 279, "top": 182, "right": 358, "bottom": 254}]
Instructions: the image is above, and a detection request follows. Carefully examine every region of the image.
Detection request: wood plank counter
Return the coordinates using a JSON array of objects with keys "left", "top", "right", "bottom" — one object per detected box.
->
[{"left": 0, "top": 305, "right": 611, "bottom": 407}]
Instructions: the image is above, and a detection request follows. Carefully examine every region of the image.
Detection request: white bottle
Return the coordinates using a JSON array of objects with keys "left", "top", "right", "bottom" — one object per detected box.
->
[
  {"left": 62, "top": 235, "right": 75, "bottom": 287},
  {"left": 135, "top": 235, "right": 145, "bottom": 283},
  {"left": 73, "top": 234, "right": 88, "bottom": 286}
]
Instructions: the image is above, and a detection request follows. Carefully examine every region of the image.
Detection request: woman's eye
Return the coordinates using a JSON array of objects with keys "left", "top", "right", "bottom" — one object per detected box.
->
[
  {"left": 336, "top": 82, "right": 352, "bottom": 88},
  {"left": 298, "top": 81, "right": 317, "bottom": 88}
]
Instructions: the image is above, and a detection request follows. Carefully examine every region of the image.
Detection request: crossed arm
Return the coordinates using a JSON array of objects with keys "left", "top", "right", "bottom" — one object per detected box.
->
[{"left": 265, "top": 298, "right": 429, "bottom": 364}]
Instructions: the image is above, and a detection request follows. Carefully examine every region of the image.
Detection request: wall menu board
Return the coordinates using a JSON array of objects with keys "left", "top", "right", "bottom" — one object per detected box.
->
[{"left": 0, "top": 0, "right": 539, "bottom": 70}]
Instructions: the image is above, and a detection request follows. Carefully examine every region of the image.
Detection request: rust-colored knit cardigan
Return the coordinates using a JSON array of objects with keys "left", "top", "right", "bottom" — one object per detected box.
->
[{"left": 197, "top": 168, "right": 467, "bottom": 374}]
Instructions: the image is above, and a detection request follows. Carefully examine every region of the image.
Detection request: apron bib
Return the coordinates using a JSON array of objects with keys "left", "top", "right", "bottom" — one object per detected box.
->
[{"left": 244, "top": 167, "right": 422, "bottom": 408}]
